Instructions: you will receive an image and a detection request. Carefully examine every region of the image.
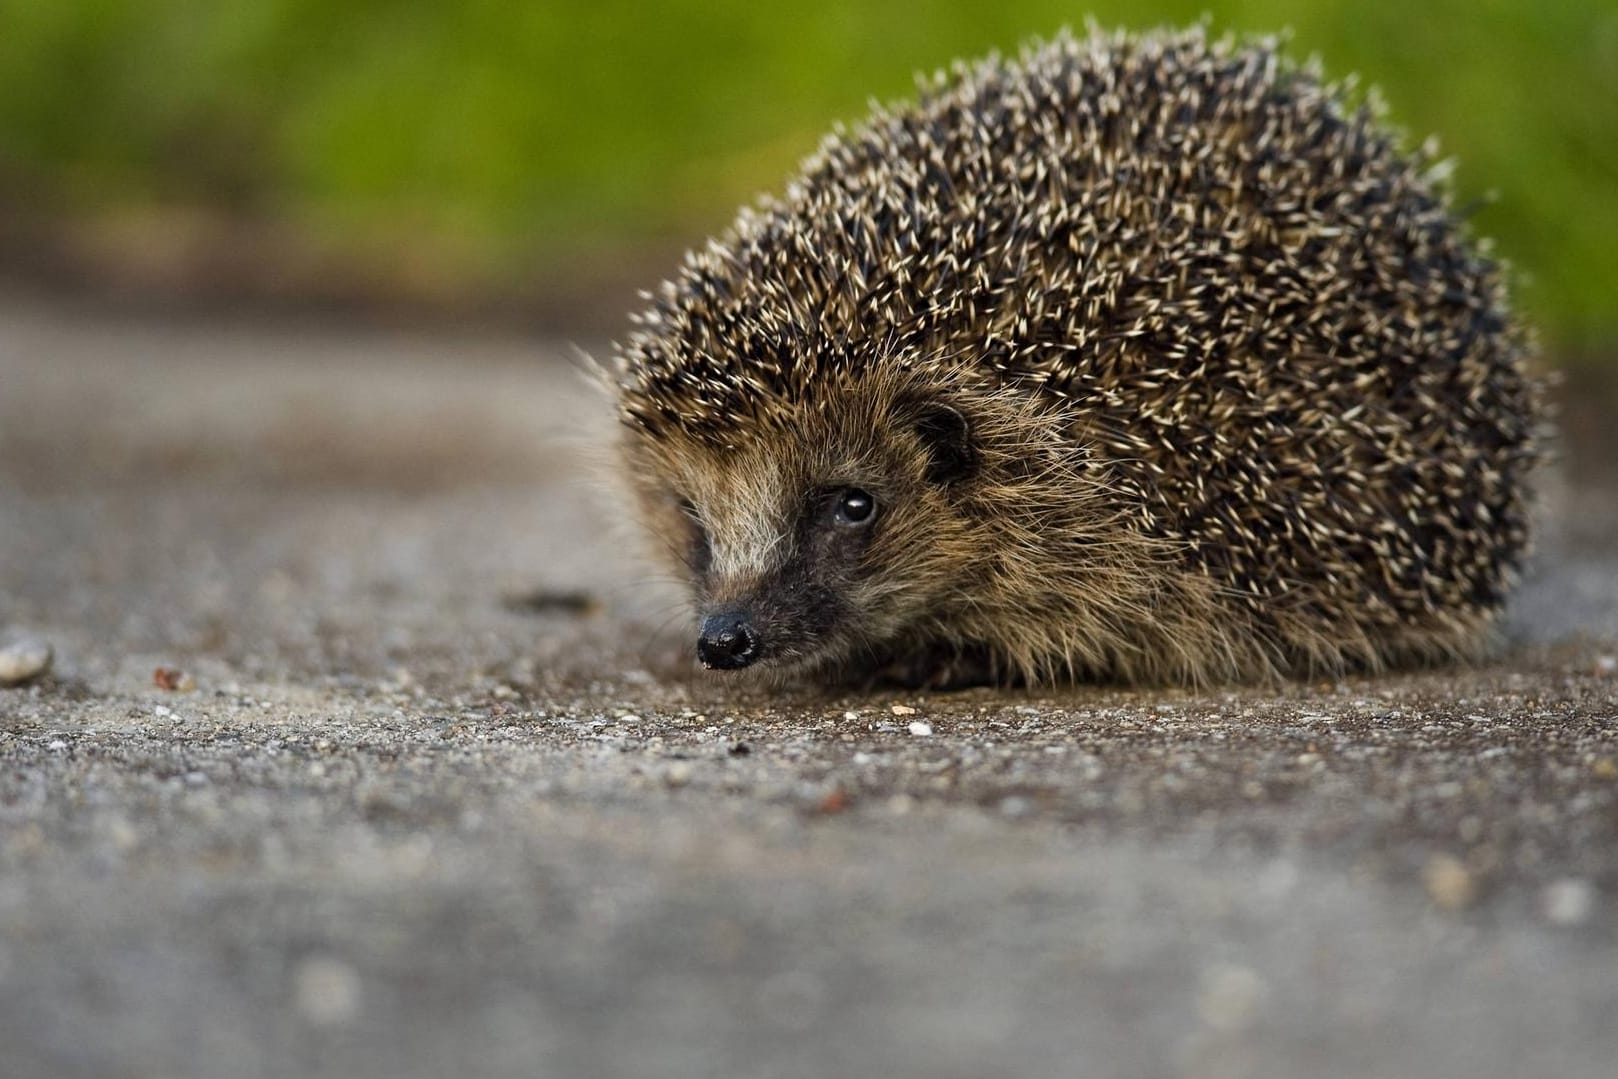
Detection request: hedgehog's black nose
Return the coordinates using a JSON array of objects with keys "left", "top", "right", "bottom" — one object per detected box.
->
[{"left": 697, "top": 610, "right": 759, "bottom": 670}]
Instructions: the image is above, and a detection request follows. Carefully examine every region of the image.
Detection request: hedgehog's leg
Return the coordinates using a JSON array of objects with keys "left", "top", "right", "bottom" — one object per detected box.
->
[{"left": 871, "top": 641, "right": 1006, "bottom": 691}]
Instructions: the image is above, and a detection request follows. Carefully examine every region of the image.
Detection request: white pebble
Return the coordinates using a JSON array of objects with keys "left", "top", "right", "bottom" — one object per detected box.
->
[
  {"left": 1542, "top": 879, "right": 1596, "bottom": 926},
  {"left": 890, "top": 704, "right": 918, "bottom": 716},
  {"left": 999, "top": 795, "right": 1032, "bottom": 818},
  {"left": 293, "top": 956, "right": 362, "bottom": 1026},
  {"left": 1197, "top": 964, "right": 1268, "bottom": 1032},
  {"left": 0, "top": 636, "right": 52, "bottom": 686},
  {"left": 907, "top": 721, "right": 933, "bottom": 737}
]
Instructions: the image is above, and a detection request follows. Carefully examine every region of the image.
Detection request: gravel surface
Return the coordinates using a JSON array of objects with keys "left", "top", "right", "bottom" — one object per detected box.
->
[{"left": 2, "top": 297, "right": 1617, "bottom": 1079}]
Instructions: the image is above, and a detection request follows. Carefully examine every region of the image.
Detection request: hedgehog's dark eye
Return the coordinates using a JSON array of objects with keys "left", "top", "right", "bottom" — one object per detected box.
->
[{"left": 833, "top": 488, "right": 876, "bottom": 527}]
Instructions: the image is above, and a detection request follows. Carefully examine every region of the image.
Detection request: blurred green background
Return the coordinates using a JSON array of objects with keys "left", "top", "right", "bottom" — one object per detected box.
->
[{"left": 1, "top": 0, "right": 1615, "bottom": 355}]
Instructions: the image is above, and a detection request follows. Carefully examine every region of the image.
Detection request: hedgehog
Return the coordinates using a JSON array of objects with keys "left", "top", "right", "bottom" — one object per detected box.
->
[{"left": 609, "top": 25, "right": 1540, "bottom": 689}]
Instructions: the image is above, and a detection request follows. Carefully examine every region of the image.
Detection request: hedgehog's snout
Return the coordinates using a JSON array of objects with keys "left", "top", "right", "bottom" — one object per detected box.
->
[{"left": 697, "top": 608, "right": 760, "bottom": 670}]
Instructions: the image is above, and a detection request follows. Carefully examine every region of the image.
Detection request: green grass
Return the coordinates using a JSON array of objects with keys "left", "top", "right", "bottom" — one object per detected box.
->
[{"left": 1, "top": 0, "right": 1615, "bottom": 350}]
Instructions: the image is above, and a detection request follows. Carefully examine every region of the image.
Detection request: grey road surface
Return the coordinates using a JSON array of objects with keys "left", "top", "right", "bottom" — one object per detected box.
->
[{"left": 2, "top": 298, "right": 1616, "bottom": 1079}]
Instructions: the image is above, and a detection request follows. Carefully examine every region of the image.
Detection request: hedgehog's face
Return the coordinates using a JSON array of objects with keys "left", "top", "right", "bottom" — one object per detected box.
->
[{"left": 623, "top": 385, "right": 984, "bottom": 681}]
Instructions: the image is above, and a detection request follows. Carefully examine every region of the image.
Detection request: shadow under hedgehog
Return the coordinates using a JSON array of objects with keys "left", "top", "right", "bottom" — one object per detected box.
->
[{"left": 608, "top": 26, "right": 1542, "bottom": 690}]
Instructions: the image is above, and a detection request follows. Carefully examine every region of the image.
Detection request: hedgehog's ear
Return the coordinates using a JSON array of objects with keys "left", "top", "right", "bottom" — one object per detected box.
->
[{"left": 912, "top": 402, "right": 977, "bottom": 485}]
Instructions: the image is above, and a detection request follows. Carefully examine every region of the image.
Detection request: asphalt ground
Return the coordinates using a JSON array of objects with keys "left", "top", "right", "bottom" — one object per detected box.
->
[{"left": 2, "top": 297, "right": 1616, "bottom": 1078}]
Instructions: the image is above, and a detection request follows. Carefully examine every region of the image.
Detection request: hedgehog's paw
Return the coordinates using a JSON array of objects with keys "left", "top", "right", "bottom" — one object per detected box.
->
[{"left": 869, "top": 641, "right": 1004, "bottom": 691}]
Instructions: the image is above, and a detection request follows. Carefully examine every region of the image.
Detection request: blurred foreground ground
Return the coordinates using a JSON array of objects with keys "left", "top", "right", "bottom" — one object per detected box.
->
[{"left": 1, "top": 297, "right": 1616, "bottom": 1079}]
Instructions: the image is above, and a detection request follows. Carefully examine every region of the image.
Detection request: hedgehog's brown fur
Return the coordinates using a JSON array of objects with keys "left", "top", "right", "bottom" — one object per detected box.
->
[{"left": 611, "top": 26, "right": 1541, "bottom": 687}]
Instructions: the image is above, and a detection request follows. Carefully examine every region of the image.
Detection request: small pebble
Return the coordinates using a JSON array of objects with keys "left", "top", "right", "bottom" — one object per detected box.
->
[
  {"left": 907, "top": 721, "right": 933, "bottom": 737},
  {"left": 664, "top": 762, "right": 693, "bottom": 788},
  {"left": 1541, "top": 879, "right": 1595, "bottom": 926},
  {"left": 293, "top": 956, "right": 362, "bottom": 1027},
  {"left": 999, "top": 795, "right": 1032, "bottom": 819},
  {"left": 1423, "top": 853, "right": 1476, "bottom": 911},
  {"left": 103, "top": 816, "right": 140, "bottom": 852},
  {"left": 890, "top": 704, "right": 918, "bottom": 716},
  {"left": 1197, "top": 964, "right": 1267, "bottom": 1032},
  {"left": 815, "top": 787, "right": 850, "bottom": 814},
  {"left": 152, "top": 667, "right": 195, "bottom": 692},
  {"left": 0, "top": 636, "right": 53, "bottom": 687}
]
